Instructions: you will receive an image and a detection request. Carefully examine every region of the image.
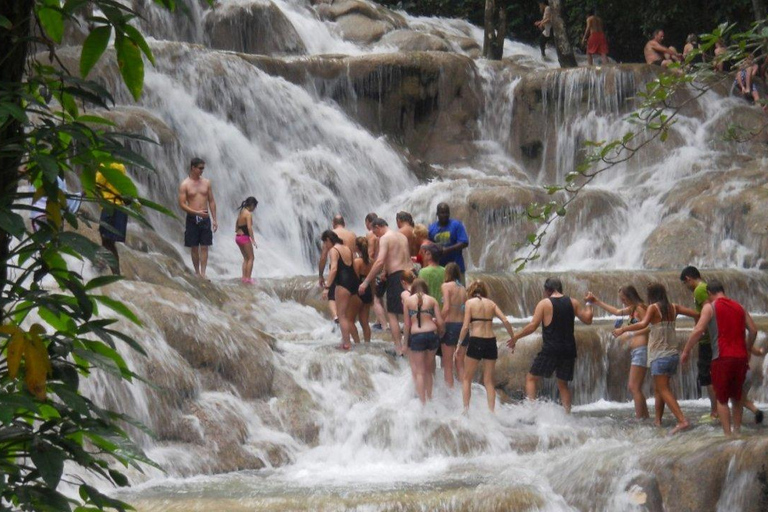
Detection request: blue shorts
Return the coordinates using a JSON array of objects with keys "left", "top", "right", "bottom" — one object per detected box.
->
[
  {"left": 409, "top": 331, "right": 439, "bottom": 352},
  {"left": 441, "top": 322, "right": 463, "bottom": 347},
  {"left": 650, "top": 354, "right": 679, "bottom": 376},
  {"left": 630, "top": 346, "right": 649, "bottom": 368}
]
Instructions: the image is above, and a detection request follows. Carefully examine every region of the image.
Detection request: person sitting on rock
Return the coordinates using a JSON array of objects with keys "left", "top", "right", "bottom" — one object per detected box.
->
[{"left": 644, "top": 29, "right": 681, "bottom": 67}]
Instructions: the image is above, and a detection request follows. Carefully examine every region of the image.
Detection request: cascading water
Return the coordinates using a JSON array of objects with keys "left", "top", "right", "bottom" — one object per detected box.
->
[{"left": 38, "top": 0, "right": 768, "bottom": 509}]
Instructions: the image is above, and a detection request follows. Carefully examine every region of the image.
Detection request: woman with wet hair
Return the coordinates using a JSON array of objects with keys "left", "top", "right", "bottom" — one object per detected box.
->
[
  {"left": 402, "top": 278, "right": 444, "bottom": 403},
  {"left": 235, "top": 196, "right": 258, "bottom": 284},
  {"left": 456, "top": 280, "right": 515, "bottom": 412},
  {"left": 440, "top": 262, "right": 467, "bottom": 387},
  {"left": 586, "top": 286, "right": 650, "bottom": 419},
  {"left": 615, "top": 282, "right": 698, "bottom": 434},
  {"left": 353, "top": 236, "right": 373, "bottom": 343},
  {"left": 321, "top": 230, "right": 360, "bottom": 350}
]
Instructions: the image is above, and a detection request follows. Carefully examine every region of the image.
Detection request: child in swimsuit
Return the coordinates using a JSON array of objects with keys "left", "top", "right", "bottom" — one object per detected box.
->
[{"left": 234, "top": 197, "right": 258, "bottom": 284}]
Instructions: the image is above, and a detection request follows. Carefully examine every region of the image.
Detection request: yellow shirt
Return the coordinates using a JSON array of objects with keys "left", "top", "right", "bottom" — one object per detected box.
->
[{"left": 95, "top": 163, "right": 126, "bottom": 205}]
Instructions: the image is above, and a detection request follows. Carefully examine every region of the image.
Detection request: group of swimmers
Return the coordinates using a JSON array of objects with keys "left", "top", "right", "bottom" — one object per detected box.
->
[{"left": 319, "top": 217, "right": 765, "bottom": 436}]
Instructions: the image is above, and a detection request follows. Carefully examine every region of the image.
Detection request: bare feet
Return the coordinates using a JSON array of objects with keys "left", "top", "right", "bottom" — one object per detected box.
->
[
  {"left": 654, "top": 420, "right": 662, "bottom": 427},
  {"left": 668, "top": 421, "right": 691, "bottom": 435}
]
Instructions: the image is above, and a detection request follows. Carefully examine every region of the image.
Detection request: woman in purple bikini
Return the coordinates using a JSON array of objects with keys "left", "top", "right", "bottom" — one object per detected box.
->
[{"left": 235, "top": 196, "right": 258, "bottom": 284}]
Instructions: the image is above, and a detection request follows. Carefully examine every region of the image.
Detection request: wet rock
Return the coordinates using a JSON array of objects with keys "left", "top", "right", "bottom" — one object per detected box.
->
[
  {"left": 625, "top": 473, "right": 664, "bottom": 512},
  {"left": 318, "top": 0, "right": 406, "bottom": 44},
  {"left": 97, "top": 106, "right": 178, "bottom": 146},
  {"left": 204, "top": 1, "right": 306, "bottom": 56},
  {"left": 268, "top": 368, "right": 320, "bottom": 445},
  {"left": 643, "top": 218, "right": 709, "bottom": 269},
  {"left": 378, "top": 30, "right": 452, "bottom": 52}
]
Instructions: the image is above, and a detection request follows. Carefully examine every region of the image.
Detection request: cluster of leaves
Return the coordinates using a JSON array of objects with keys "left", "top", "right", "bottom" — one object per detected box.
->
[
  {"left": 513, "top": 21, "right": 768, "bottom": 271},
  {"left": 0, "top": 0, "right": 204, "bottom": 510}
]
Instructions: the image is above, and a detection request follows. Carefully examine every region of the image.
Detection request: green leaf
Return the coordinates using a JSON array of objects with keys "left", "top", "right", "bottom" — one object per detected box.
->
[
  {"left": 0, "top": 15, "right": 12, "bottom": 29},
  {"left": 123, "top": 24, "right": 155, "bottom": 65},
  {"left": 0, "top": 209, "right": 26, "bottom": 238},
  {"left": 108, "top": 469, "right": 130, "bottom": 487},
  {"left": 660, "top": 129, "right": 668, "bottom": 142},
  {"left": 85, "top": 275, "right": 123, "bottom": 291},
  {"left": 39, "top": 306, "right": 78, "bottom": 333},
  {"left": 99, "top": 163, "right": 138, "bottom": 198},
  {"left": 30, "top": 440, "right": 65, "bottom": 488},
  {"left": 115, "top": 32, "right": 145, "bottom": 101},
  {"left": 80, "top": 26, "right": 112, "bottom": 78},
  {"left": 36, "top": 0, "right": 64, "bottom": 43},
  {"left": 76, "top": 114, "right": 116, "bottom": 126},
  {"left": 93, "top": 295, "right": 142, "bottom": 325}
]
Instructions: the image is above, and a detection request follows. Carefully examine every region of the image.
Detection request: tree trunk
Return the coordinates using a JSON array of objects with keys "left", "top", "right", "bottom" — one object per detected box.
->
[
  {"left": 483, "top": 0, "right": 506, "bottom": 60},
  {"left": 548, "top": 0, "right": 577, "bottom": 68},
  {"left": 0, "top": 0, "right": 34, "bottom": 322},
  {"left": 753, "top": 0, "right": 767, "bottom": 22}
]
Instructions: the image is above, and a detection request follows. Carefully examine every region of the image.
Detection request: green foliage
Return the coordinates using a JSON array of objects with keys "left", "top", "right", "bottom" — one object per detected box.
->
[{"left": 0, "top": 0, "right": 206, "bottom": 509}]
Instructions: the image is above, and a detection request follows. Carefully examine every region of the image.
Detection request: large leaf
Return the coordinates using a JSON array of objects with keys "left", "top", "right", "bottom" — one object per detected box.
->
[
  {"left": 98, "top": 163, "right": 137, "bottom": 198},
  {"left": 30, "top": 439, "right": 65, "bottom": 489},
  {"left": 80, "top": 26, "right": 112, "bottom": 78},
  {"left": 36, "top": 0, "right": 64, "bottom": 43},
  {"left": 123, "top": 24, "right": 155, "bottom": 65},
  {"left": 93, "top": 295, "right": 142, "bottom": 325},
  {"left": 0, "top": 209, "right": 26, "bottom": 238},
  {"left": 114, "top": 32, "right": 144, "bottom": 101}
]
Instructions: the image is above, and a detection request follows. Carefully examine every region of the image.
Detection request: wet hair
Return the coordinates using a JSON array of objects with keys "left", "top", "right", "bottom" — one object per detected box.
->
[
  {"left": 190, "top": 157, "right": 205, "bottom": 169},
  {"left": 355, "top": 236, "right": 370, "bottom": 266},
  {"left": 653, "top": 29, "right": 664, "bottom": 37},
  {"left": 706, "top": 279, "right": 725, "bottom": 295},
  {"left": 371, "top": 218, "right": 388, "bottom": 228},
  {"left": 396, "top": 211, "right": 414, "bottom": 227},
  {"left": 332, "top": 214, "right": 345, "bottom": 227},
  {"left": 237, "top": 196, "right": 258, "bottom": 210},
  {"left": 686, "top": 33, "right": 699, "bottom": 45},
  {"left": 544, "top": 277, "right": 563, "bottom": 294},
  {"left": 467, "top": 280, "right": 489, "bottom": 299},
  {"left": 401, "top": 269, "right": 416, "bottom": 285},
  {"left": 365, "top": 212, "right": 378, "bottom": 224},
  {"left": 413, "top": 223, "right": 428, "bottom": 241},
  {"left": 422, "top": 243, "right": 440, "bottom": 263},
  {"left": 619, "top": 285, "right": 646, "bottom": 316},
  {"left": 647, "top": 282, "right": 672, "bottom": 321},
  {"left": 679, "top": 266, "right": 701, "bottom": 282},
  {"left": 444, "top": 262, "right": 462, "bottom": 283},
  {"left": 411, "top": 278, "right": 430, "bottom": 327},
  {"left": 321, "top": 229, "right": 343, "bottom": 246}
]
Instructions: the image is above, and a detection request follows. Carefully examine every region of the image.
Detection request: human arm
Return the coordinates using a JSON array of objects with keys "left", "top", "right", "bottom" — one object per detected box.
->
[
  {"left": 681, "top": 303, "right": 713, "bottom": 365},
  {"left": 442, "top": 222, "right": 469, "bottom": 256},
  {"left": 455, "top": 301, "right": 472, "bottom": 360},
  {"left": 318, "top": 245, "right": 329, "bottom": 288},
  {"left": 322, "top": 249, "right": 338, "bottom": 300},
  {"left": 246, "top": 211, "right": 257, "bottom": 247},
  {"left": 403, "top": 296, "right": 412, "bottom": 345},
  {"left": 433, "top": 298, "right": 445, "bottom": 338},
  {"left": 573, "top": 299, "right": 593, "bottom": 325},
  {"left": 493, "top": 304, "right": 515, "bottom": 349},
  {"left": 511, "top": 300, "right": 546, "bottom": 344},
  {"left": 207, "top": 181, "right": 218, "bottom": 232},
  {"left": 615, "top": 304, "right": 655, "bottom": 336},
  {"left": 745, "top": 311, "right": 758, "bottom": 353},
  {"left": 359, "top": 237, "right": 387, "bottom": 293},
  {"left": 582, "top": 18, "right": 591, "bottom": 43},
  {"left": 440, "top": 283, "right": 451, "bottom": 318},
  {"left": 540, "top": 7, "right": 551, "bottom": 27},
  {"left": 674, "top": 304, "right": 699, "bottom": 320},
  {"left": 584, "top": 292, "right": 627, "bottom": 316}
]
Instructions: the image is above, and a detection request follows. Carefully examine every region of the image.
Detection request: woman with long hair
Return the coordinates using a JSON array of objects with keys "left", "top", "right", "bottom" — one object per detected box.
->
[
  {"left": 455, "top": 280, "right": 515, "bottom": 412},
  {"left": 440, "top": 262, "right": 467, "bottom": 388},
  {"left": 402, "top": 278, "right": 444, "bottom": 403},
  {"left": 615, "top": 282, "right": 698, "bottom": 434},
  {"left": 586, "top": 286, "right": 650, "bottom": 419},
  {"left": 353, "top": 236, "right": 373, "bottom": 343},
  {"left": 235, "top": 197, "right": 258, "bottom": 284},
  {"left": 321, "top": 230, "right": 360, "bottom": 350}
]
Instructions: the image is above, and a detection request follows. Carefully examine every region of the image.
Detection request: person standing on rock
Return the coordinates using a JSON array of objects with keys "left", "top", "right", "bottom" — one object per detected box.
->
[
  {"left": 535, "top": 0, "right": 553, "bottom": 59},
  {"left": 359, "top": 218, "right": 413, "bottom": 355},
  {"left": 585, "top": 286, "right": 650, "bottom": 419},
  {"left": 179, "top": 157, "right": 217, "bottom": 279},
  {"left": 318, "top": 214, "right": 357, "bottom": 325},
  {"left": 95, "top": 163, "right": 127, "bottom": 275},
  {"left": 679, "top": 266, "right": 718, "bottom": 419},
  {"left": 681, "top": 280, "right": 758, "bottom": 436},
  {"left": 234, "top": 196, "right": 258, "bottom": 284},
  {"left": 441, "top": 262, "right": 468, "bottom": 388},
  {"left": 321, "top": 230, "right": 360, "bottom": 351},
  {"left": 364, "top": 213, "right": 389, "bottom": 332},
  {"left": 428, "top": 203, "right": 469, "bottom": 283},
  {"left": 615, "top": 282, "right": 697, "bottom": 435},
  {"left": 402, "top": 278, "right": 444, "bottom": 404},
  {"left": 396, "top": 211, "right": 419, "bottom": 259},
  {"left": 582, "top": 9, "right": 608, "bottom": 66},
  {"left": 509, "top": 277, "right": 593, "bottom": 414}
]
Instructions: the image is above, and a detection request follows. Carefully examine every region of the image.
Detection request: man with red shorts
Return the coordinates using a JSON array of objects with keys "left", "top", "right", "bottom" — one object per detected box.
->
[
  {"left": 582, "top": 9, "right": 608, "bottom": 66},
  {"left": 682, "top": 280, "right": 758, "bottom": 436}
]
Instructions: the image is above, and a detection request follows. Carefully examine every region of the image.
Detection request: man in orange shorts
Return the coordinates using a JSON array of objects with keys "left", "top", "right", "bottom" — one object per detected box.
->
[
  {"left": 582, "top": 9, "right": 608, "bottom": 66},
  {"left": 682, "top": 280, "right": 758, "bottom": 436}
]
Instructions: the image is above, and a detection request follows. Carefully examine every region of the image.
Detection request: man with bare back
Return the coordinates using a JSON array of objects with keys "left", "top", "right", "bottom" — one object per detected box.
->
[
  {"left": 364, "top": 212, "right": 389, "bottom": 331},
  {"left": 178, "top": 157, "right": 217, "bottom": 279},
  {"left": 318, "top": 214, "right": 357, "bottom": 323},
  {"left": 359, "top": 218, "right": 413, "bottom": 354},
  {"left": 582, "top": 9, "right": 608, "bottom": 66}
]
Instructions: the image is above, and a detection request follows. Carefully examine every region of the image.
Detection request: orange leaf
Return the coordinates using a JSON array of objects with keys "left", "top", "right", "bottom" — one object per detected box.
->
[
  {"left": 24, "top": 326, "right": 51, "bottom": 400},
  {"left": 6, "top": 331, "right": 26, "bottom": 379}
]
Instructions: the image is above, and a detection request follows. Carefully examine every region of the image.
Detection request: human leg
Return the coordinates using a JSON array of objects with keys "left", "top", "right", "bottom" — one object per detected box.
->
[
  {"left": 243, "top": 243, "right": 254, "bottom": 280},
  {"left": 654, "top": 374, "right": 689, "bottom": 433},
  {"left": 587, "top": 53, "right": 593, "bottom": 66},
  {"left": 525, "top": 373, "right": 540, "bottom": 401},
  {"left": 388, "top": 313, "right": 402, "bottom": 353},
  {"left": 556, "top": 379, "right": 572, "bottom": 414},
  {"left": 359, "top": 303, "right": 371, "bottom": 342},
  {"left": 441, "top": 344, "right": 456, "bottom": 388},
  {"left": 190, "top": 246, "right": 200, "bottom": 275},
  {"left": 628, "top": 364, "right": 649, "bottom": 419},
  {"left": 716, "top": 400, "right": 732, "bottom": 435},
  {"left": 409, "top": 349, "right": 428, "bottom": 403},
  {"left": 733, "top": 398, "right": 744, "bottom": 434},
  {"left": 199, "top": 246, "right": 209, "bottom": 279},
  {"left": 336, "top": 288, "right": 352, "bottom": 349},
  {"left": 425, "top": 349, "right": 437, "bottom": 400},
  {"left": 346, "top": 296, "right": 361, "bottom": 345},
  {"left": 462, "top": 357, "right": 480, "bottom": 411},
  {"left": 482, "top": 360, "right": 496, "bottom": 412}
]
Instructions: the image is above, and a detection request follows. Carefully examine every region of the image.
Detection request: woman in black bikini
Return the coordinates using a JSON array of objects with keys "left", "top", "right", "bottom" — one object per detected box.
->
[
  {"left": 321, "top": 230, "right": 360, "bottom": 350},
  {"left": 353, "top": 236, "right": 373, "bottom": 343},
  {"left": 235, "top": 197, "right": 258, "bottom": 284},
  {"left": 402, "top": 278, "right": 444, "bottom": 404},
  {"left": 456, "top": 280, "right": 515, "bottom": 412}
]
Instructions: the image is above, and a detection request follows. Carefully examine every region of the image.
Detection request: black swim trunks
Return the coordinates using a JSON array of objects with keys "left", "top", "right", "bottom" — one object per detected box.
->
[
  {"left": 530, "top": 352, "right": 575, "bottom": 382},
  {"left": 410, "top": 331, "right": 439, "bottom": 352},
  {"left": 465, "top": 336, "right": 498, "bottom": 361},
  {"left": 184, "top": 214, "right": 213, "bottom": 247},
  {"left": 697, "top": 342, "right": 713, "bottom": 387},
  {"left": 359, "top": 283, "right": 373, "bottom": 304},
  {"left": 385, "top": 270, "right": 405, "bottom": 315},
  {"left": 99, "top": 208, "right": 128, "bottom": 242},
  {"left": 375, "top": 276, "right": 387, "bottom": 298}
]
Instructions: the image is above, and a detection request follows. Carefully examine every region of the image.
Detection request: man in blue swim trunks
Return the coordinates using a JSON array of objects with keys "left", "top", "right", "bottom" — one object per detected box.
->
[{"left": 428, "top": 203, "right": 469, "bottom": 283}]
